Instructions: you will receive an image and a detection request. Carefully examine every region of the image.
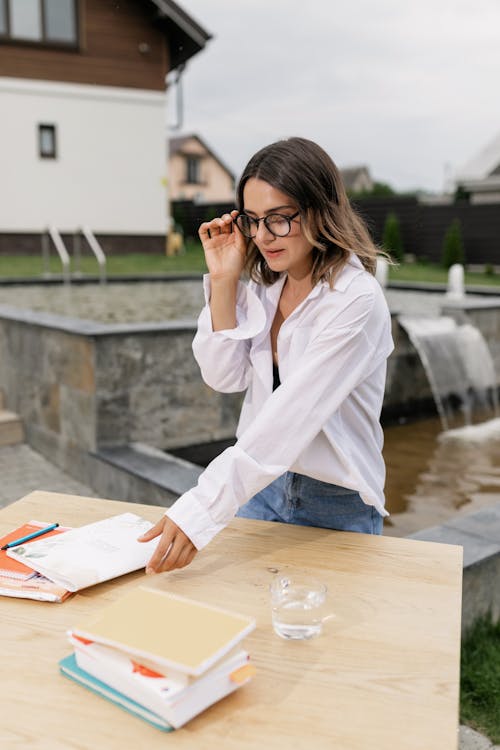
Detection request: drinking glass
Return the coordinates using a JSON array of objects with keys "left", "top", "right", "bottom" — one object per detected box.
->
[{"left": 270, "top": 573, "right": 328, "bottom": 640}]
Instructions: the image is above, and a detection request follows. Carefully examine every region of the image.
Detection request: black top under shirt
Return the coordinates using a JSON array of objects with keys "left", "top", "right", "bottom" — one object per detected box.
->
[{"left": 272, "top": 363, "right": 281, "bottom": 391}]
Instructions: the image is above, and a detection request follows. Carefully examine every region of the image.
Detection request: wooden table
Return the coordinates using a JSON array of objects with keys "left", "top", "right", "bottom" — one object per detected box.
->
[{"left": 0, "top": 491, "right": 463, "bottom": 750}]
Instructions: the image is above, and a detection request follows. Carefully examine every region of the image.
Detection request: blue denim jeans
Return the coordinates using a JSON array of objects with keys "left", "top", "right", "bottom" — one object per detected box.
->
[{"left": 236, "top": 473, "right": 383, "bottom": 535}]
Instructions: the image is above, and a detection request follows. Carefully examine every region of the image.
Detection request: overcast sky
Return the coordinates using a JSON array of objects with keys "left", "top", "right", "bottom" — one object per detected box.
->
[{"left": 173, "top": 0, "right": 500, "bottom": 193}]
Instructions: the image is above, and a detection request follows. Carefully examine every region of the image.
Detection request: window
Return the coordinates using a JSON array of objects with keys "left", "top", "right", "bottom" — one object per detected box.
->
[
  {"left": 186, "top": 156, "right": 201, "bottom": 185},
  {"left": 38, "top": 124, "right": 57, "bottom": 159},
  {"left": 0, "top": 0, "right": 78, "bottom": 45},
  {"left": 0, "top": 0, "right": 8, "bottom": 35}
]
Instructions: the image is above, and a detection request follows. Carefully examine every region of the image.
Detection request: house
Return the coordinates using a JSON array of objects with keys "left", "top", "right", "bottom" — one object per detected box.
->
[
  {"left": 0, "top": 0, "right": 211, "bottom": 254},
  {"left": 454, "top": 131, "right": 500, "bottom": 203},
  {"left": 169, "top": 134, "right": 235, "bottom": 203},
  {"left": 340, "top": 166, "right": 374, "bottom": 194}
]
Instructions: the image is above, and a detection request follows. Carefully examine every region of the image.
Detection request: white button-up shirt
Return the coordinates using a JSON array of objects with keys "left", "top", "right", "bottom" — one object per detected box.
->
[{"left": 166, "top": 254, "right": 394, "bottom": 550}]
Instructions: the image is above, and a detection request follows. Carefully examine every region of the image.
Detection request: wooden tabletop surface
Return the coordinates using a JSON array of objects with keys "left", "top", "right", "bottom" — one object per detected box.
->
[{"left": 0, "top": 490, "right": 463, "bottom": 750}]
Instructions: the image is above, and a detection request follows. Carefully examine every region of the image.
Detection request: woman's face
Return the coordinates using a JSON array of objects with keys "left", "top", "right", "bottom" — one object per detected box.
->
[{"left": 242, "top": 178, "right": 314, "bottom": 280}]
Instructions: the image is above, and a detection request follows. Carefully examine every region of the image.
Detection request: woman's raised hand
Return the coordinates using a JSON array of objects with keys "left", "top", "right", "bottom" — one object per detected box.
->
[{"left": 198, "top": 210, "right": 247, "bottom": 281}]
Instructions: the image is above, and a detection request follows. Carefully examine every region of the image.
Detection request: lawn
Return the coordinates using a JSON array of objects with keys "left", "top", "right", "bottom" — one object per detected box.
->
[
  {"left": 0, "top": 239, "right": 207, "bottom": 278},
  {"left": 461, "top": 616, "right": 500, "bottom": 743},
  {"left": 0, "top": 248, "right": 498, "bottom": 288},
  {"left": 389, "top": 262, "right": 500, "bottom": 286}
]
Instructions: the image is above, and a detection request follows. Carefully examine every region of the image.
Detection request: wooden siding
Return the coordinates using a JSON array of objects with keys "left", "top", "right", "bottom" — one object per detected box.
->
[{"left": 0, "top": 0, "right": 169, "bottom": 90}]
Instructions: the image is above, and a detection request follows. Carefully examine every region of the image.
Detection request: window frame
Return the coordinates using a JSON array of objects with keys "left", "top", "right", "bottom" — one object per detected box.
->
[
  {"left": 186, "top": 155, "right": 202, "bottom": 185},
  {"left": 38, "top": 123, "right": 57, "bottom": 160},
  {"left": 0, "top": 0, "right": 79, "bottom": 50}
]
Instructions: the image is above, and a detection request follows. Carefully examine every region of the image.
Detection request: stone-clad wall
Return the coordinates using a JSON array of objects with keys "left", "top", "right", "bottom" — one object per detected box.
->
[
  {"left": 0, "top": 307, "right": 242, "bottom": 464},
  {"left": 94, "top": 330, "right": 242, "bottom": 449},
  {"left": 0, "top": 301, "right": 498, "bottom": 483},
  {"left": 0, "top": 313, "right": 97, "bottom": 451}
]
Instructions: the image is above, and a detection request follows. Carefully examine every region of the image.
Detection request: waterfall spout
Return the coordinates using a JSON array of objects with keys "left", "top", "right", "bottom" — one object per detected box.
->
[
  {"left": 398, "top": 315, "right": 498, "bottom": 430},
  {"left": 446, "top": 263, "right": 465, "bottom": 301}
]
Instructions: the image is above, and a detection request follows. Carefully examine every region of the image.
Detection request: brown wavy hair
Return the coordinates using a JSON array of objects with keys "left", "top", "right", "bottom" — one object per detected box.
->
[{"left": 237, "top": 137, "right": 381, "bottom": 286}]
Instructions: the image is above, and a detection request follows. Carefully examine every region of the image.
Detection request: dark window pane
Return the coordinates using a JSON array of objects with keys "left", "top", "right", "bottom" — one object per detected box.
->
[
  {"left": 44, "top": 0, "right": 76, "bottom": 42},
  {"left": 10, "top": 0, "right": 42, "bottom": 40},
  {"left": 0, "top": 0, "right": 6, "bottom": 34},
  {"left": 186, "top": 156, "right": 200, "bottom": 184},
  {"left": 39, "top": 124, "right": 57, "bottom": 158}
]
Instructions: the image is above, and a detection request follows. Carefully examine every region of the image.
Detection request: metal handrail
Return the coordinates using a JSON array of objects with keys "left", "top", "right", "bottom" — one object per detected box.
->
[
  {"left": 42, "top": 226, "right": 71, "bottom": 285},
  {"left": 80, "top": 226, "right": 107, "bottom": 284}
]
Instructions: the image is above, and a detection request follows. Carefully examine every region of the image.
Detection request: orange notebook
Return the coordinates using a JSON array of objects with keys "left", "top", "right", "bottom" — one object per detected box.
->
[
  {"left": 0, "top": 520, "right": 72, "bottom": 602},
  {"left": 0, "top": 521, "right": 70, "bottom": 580}
]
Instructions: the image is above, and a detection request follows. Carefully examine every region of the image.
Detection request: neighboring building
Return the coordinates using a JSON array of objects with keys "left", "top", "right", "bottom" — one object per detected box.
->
[
  {"left": 340, "top": 166, "right": 374, "bottom": 194},
  {"left": 169, "top": 134, "right": 235, "bottom": 203},
  {"left": 0, "top": 0, "right": 211, "bottom": 253},
  {"left": 454, "top": 131, "right": 500, "bottom": 204}
]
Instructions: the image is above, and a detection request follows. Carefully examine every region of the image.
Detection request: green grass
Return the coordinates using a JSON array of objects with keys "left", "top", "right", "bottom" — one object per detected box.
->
[
  {"left": 389, "top": 262, "right": 500, "bottom": 286},
  {"left": 0, "top": 250, "right": 499, "bottom": 287},
  {"left": 0, "top": 239, "right": 207, "bottom": 278},
  {"left": 461, "top": 616, "right": 500, "bottom": 742}
]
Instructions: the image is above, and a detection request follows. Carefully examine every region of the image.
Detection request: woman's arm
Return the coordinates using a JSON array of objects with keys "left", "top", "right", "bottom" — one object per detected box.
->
[
  {"left": 156, "top": 289, "right": 393, "bottom": 558},
  {"left": 198, "top": 210, "right": 247, "bottom": 330},
  {"left": 190, "top": 211, "right": 266, "bottom": 393},
  {"left": 192, "top": 277, "right": 266, "bottom": 393}
]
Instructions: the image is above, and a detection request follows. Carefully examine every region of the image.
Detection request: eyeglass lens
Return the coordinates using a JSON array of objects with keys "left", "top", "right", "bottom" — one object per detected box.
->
[{"left": 236, "top": 213, "right": 294, "bottom": 238}]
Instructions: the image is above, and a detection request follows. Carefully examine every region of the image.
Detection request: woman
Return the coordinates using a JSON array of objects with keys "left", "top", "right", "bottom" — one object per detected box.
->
[{"left": 139, "top": 137, "right": 394, "bottom": 572}]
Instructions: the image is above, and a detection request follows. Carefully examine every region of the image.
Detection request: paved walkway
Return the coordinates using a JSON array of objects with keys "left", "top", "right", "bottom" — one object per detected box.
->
[
  {"left": 0, "top": 442, "right": 498, "bottom": 750},
  {"left": 0, "top": 443, "right": 97, "bottom": 510}
]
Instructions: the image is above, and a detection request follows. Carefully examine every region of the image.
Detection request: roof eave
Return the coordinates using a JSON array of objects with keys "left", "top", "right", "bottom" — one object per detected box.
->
[{"left": 148, "top": 0, "right": 212, "bottom": 69}]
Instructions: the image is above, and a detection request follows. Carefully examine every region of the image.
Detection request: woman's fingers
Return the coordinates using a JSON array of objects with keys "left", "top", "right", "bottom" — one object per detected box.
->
[
  {"left": 144, "top": 517, "right": 197, "bottom": 574},
  {"left": 144, "top": 518, "right": 177, "bottom": 573},
  {"left": 137, "top": 517, "right": 166, "bottom": 542},
  {"left": 198, "top": 214, "right": 235, "bottom": 242},
  {"left": 156, "top": 529, "right": 196, "bottom": 572},
  {"left": 198, "top": 222, "right": 211, "bottom": 241},
  {"left": 220, "top": 214, "right": 233, "bottom": 235}
]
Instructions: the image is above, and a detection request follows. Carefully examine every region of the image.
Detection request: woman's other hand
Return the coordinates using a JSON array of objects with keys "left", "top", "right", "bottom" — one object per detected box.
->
[
  {"left": 138, "top": 516, "right": 198, "bottom": 573},
  {"left": 198, "top": 209, "right": 247, "bottom": 281}
]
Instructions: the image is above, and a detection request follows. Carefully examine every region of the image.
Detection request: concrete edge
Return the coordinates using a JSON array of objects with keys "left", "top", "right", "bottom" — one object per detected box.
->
[{"left": 409, "top": 503, "right": 500, "bottom": 635}]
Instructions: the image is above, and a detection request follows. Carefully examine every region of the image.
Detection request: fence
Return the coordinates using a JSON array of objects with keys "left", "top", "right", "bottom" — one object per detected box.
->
[{"left": 173, "top": 197, "right": 500, "bottom": 265}]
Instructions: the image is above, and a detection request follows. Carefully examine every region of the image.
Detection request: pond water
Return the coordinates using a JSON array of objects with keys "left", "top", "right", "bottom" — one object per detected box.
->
[
  {"left": 382, "top": 415, "right": 500, "bottom": 536},
  {"left": 0, "top": 281, "right": 489, "bottom": 323},
  {"left": 0, "top": 281, "right": 205, "bottom": 323},
  {"left": 1, "top": 280, "right": 499, "bottom": 535}
]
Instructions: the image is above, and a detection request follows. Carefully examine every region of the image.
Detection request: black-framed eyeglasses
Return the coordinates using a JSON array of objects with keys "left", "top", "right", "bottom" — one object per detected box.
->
[{"left": 235, "top": 211, "right": 300, "bottom": 238}]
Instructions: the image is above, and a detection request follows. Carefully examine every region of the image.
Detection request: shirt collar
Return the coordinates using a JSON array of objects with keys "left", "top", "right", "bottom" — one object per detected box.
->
[
  {"left": 331, "top": 253, "right": 366, "bottom": 293},
  {"left": 262, "top": 252, "right": 366, "bottom": 305}
]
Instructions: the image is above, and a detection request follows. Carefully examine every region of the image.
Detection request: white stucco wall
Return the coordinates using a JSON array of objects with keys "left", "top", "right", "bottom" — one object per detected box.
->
[{"left": 0, "top": 78, "right": 167, "bottom": 233}]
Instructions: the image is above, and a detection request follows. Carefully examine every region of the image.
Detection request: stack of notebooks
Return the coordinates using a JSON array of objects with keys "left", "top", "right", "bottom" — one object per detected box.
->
[
  {"left": 0, "top": 520, "right": 72, "bottom": 601},
  {"left": 60, "top": 586, "right": 256, "bottom": 730},
  {"left": 1, "top": 513, "right": 161, "bottom": 601}
]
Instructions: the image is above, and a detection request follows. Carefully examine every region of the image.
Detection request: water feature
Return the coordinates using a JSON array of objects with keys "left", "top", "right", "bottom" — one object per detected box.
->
[
  {"left": 375, "top": 257, "right": 389, "bottom": 289},
  {"left": 446, "top": 262, "right": 465, "bottom": 301},
  {"left": 1, "top": 278, "right": 499, "bottom": 538},
  {"left": 398, "top": 315, "right": 498, "bottom": 430},
  {"left": 382, "top": 415, "right": 500, "bottom": 537}
]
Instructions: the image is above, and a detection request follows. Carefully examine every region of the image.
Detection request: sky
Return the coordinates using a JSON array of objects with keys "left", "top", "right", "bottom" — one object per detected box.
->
[{"left": 171, "top": 0, "right": 500, "bottom": 193}]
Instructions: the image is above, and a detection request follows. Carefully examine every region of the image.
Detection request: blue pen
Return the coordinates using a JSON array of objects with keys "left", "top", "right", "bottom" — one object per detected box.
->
[{"left": 1, "top": 522, "right": 59, "bottom": 550}]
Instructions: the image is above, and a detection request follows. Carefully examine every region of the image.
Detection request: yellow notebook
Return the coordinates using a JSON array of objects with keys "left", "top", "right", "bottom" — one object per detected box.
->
[{"left": 70, "top": 586, "right": 256, "bottom": 677}]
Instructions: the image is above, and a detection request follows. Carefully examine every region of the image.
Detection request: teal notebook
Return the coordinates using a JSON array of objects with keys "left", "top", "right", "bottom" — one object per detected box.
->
[{"left": 59, "top": 654, "right": 173, "bottom": 732}]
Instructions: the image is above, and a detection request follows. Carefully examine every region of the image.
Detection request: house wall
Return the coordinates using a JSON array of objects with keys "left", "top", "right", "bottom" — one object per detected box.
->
[
  {"left": 0, "top": 77, "right": 167, "bottom": 234},
  {"left": 169, "top": 137, "right": 234, "bottom": 203},
  {"left": 0, "top": 0, "right": 169, "bottom": 91}
]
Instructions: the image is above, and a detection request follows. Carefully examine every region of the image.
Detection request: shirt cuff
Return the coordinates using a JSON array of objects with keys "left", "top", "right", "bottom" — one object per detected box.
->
[
  {"left": 201, "top": 274, "right": 266, "bottom": 340},
  {"left": 165, "top": 492, "right": 226, "bottom": 550}
]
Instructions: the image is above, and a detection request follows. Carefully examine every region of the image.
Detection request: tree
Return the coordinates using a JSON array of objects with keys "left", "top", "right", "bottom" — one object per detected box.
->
[
  {"left": 442, "top": 218, "right": 465, "bottom": 268},
  {"left": 349, "top": 181, "right": 396, "bottom": 199},
  {"left": 382, "top": 212, "right": 404, "bottom": 262}
]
